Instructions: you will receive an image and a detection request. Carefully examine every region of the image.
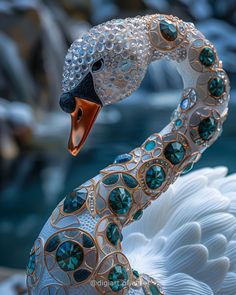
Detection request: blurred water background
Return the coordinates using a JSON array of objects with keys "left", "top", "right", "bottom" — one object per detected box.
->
[{"left": 0, "top": 0, "right": 236, "bottom": 293}]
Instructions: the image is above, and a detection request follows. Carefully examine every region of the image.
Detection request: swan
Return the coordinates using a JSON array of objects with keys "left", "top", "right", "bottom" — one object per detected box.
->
[{"left": 26, "top": 14, "right": 232, "bottom": 295}]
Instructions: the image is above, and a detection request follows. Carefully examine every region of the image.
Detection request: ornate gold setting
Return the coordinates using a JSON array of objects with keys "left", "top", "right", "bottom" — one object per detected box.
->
[
  {"left": 44, "top": 228, "right": 98, "bottom": 286},
  {"left": 94, "top": 252, "right": 132, "bottom": 295}
]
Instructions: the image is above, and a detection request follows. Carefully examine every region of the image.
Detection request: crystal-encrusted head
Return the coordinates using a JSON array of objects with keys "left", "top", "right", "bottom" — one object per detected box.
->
[{"left": 62, "top": 17, "right": 152, "bottom": 106}]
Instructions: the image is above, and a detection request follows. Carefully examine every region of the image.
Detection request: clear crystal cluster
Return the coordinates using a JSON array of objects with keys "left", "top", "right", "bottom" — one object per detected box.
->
[{"left": 62, "top": 16, "right": 152, "bottom": 105}]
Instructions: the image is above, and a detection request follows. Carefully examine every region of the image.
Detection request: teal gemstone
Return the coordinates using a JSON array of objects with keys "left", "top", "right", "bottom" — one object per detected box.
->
[
  {"left": 82, "top": 234, "right": 94, "bottom": 248},
  {"left": 160, "top": 19, "right": 177, "bottom": 41},
  {"left": 27, "top": 251, "right": 36, "bottom": 275},
  {"left": 199, "top": 47, "right": 215, "bottom": 67},
  {"left": 114, "top": 153, "right": 132, "bottom": 164},
  {"left": 149, "top": 283, "right": 162, "bottom": 295},
  {"left": 132, "top": 269, "right": 140, "bottom": 278},
  {"left": 175, "top": 119, "right": 183, "bottom": 127},
  {"left": 103, "top": 174, "right": 119, "bottom": 185},
  {"left": 146, "top": 165, "right": 166, "bottom": 189},
  {"left": 122, "top": 174, "right": 138, "bottom": 188},
  {"left": 108, "top": 265, "right": 128, "bottom": 292},
  {"left": 56, "top": 241, "right": 84, "bottom": 271},
  {"left": 46, "top": 235, "right": 60, "bottom": 252},
  {"left": 182, "top": 163, "right": 194, "bottom": 175},
  {"left": 74, "top": 269, "right": 91, "bottom": 282},
  {"left": 133, "top": 209, "right": 143, "bottom": 221},
  {"left": 198, "top": 117, "right": 217, "bottom": 140},
  {"left": 106, "top": 223, "right": 122, "bottom": 246},
  {"left": 145, "top": 140, "right": 155, "bottom": 151},
  {"left": 164, "top": 141, "right": 185, "bottom": 165},
  {"left": 63, "top": 189, "right": 87, "bottom": 213},
  {"left": 109, "top": 187, "right": 132, "bottom": 214},
  {"left": 208, "top": 77, "right": 225, "bottom": 97}
]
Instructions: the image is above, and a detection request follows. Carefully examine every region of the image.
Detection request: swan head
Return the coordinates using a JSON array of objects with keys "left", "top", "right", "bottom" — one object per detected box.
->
[{"left": 59, "top": 17, "right": 152, "bottom": 156}]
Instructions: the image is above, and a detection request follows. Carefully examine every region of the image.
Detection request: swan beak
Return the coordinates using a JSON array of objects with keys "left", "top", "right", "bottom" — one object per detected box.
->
[{"left": 68, "top": 98, "right": 101, "bottom": 156}]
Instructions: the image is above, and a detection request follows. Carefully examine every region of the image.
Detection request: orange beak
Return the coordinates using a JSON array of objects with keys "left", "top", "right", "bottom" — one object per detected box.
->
[{"left": 68, "top": 98, "right": 101, "bottom": 156}]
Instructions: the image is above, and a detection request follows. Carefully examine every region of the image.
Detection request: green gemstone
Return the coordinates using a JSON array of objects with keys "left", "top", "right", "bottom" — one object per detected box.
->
[
  {"left": 103, "top": 174, "right": 119, "bottom": 185},
  {"left": 198, "top": 117, "right": 217, "bottom": 140},
  {"left": 132, "top": 269, "right": 140, "bottom": 278},
  {"left": 164, "top": 141, "right": 185, "bottom": 165},
  {"left": 108, "top": 265, "right": 128, "bottom": 292},
  {"left": 145, "top": 140, "right": 155, "bottom": 151},
  {"left": 109, "top": 187, "right": 132, "bottom": 214},
  {"left": 122, "top": 174, "right": 138, "bottom": 188},
  {"left": 56, "top": 241, "right": 84, "bottom": 271},
  {"left": 146, "top": 165, "right": 166, "bottom": 189},
  {"left": 208, "top": 77, "right": 225, "bottom": 97},
  {"left": 149, "top": 283, "right": 162, "bottom": 295},
  {"left": 27, "top": 251, "right": 36, "bottom": 275},
  {"left": 133, "top": 209, "right": 143, "bottom": 221},
  {"left": 46, "top": 235, "right": 61, "bottom": 252},
  {"left": 160, "top": 19, "right": 177, "bottom": 41},
  {"left": 82, "top": 234, "right": 94, "bottom": 248},
  {"left": 63, "top": 189, "right": 87, "bottom": 213},
  {"left": 182, "top": 163, "right": 194, "bottom": 175},
  {"left": 106, "top": 223, "right": 122, "bottom": 246},
  {"left": 199, "top": 47, "right": 215, "bottom": 67}
]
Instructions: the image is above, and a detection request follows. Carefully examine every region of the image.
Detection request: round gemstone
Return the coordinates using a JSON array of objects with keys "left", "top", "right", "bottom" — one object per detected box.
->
[
  {"left": 146, "top": 165, "right": 166, "bottom": 189},
  {"left": 109, "top": 187, "right": 132, "bottom": 214},
  {"left": 114, "top": 153, "right": 132, "bottom": 164},
  {"left": 198, "top": 117, "right": 217, "bottom": 140},
  {"left": 106, "top": 223, "right": 122, "bottom": 246},
  {"left": 164, "top": 141, "right": 185, "bottom": 165},
  {"left": 145, "top": 140, "right": 155, "bottom": 151},
  {"left": 133, "top": 209, "right": 143, "bottom": 221},
  {"left": 208, "top": 77, "right": 225, "bottom": 97},
  {"left": 160, "top": 20, "right": 177, "bottom": 41},
  {"left": 149, "top": 283, "right": 162, "bottom": 295},
  {"left": 108, "top": 265, "right": 128, "bottom": 292},
  {"left": 199, "top": 47, "right": 215, "bottom": 67},
  {"left": 63, "top": 189, "right": 87, "bottom": 213},
  {"left": 27, "top": 251, "right": 36, "bottom": 275},
  {"left": 56, "top": 241, "right": 84, "bottom": 271}
]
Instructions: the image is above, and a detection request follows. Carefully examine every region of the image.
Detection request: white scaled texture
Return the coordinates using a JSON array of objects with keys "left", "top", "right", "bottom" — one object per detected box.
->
[{"left": 122, "top": 167, "right": 236, "bottom": 295}]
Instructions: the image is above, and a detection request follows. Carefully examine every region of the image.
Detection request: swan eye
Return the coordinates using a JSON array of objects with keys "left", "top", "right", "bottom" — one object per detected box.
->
[{"left": 92, "top": 58, "right": 104, "bottom": 72}]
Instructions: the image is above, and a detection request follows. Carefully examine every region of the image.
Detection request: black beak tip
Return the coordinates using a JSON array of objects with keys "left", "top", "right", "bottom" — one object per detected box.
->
[{"left": 59, "top": 92, "right": 76, "bottom": 113}]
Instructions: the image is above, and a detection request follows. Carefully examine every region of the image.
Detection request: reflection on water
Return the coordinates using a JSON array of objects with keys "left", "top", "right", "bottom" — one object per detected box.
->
[{"left": 0, "top": 91, "right": 236, "bottom": 269}]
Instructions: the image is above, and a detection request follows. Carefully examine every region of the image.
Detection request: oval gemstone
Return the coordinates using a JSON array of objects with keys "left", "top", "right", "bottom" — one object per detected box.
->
[
  {"left": 198, "top": 117, "right": 217, "bottom": 140},
  {"left": 149, "top": 283, "right": 162, "bottom": 295},
  {"left": 133, "top": 209, "right": 143, "bottom": 221},
  {"left": 199, "top": 47, "right": 215, "bottom": 67},
  {"left": 74, "top": 269, "right": 91, "bottom": 282},
  {"left": 133, "top": 269, "right": 140, "bottom": 278},
  {"left": 82, "top": 234, "right": 94, "bottom": 248},
  {"left": 46, "top": 235, "right": 61, "bottom": 252},
  {"left": 122, "top": 174, "right": 138, "bottom": 188},
  {"left": 182, "top": 163, "right": 194, "bottom": 175},
  {"left": 27, "top": 251, "right": 36, "bottom": 275},
  {"left": 208, "top": 77, "right": 225, "bottom": 97},
  {"left": 103, "top": 174, "right": 119, "bottom": 185},
  {"left": 108, "top": 265, "right": 128, "bottom": 292},
  {"left": 63, "top": 189, "right": 87, "bottom": 213},
  {"left": 56, "top": 241, "right": 84, "bottom": 271},
  {"left": 146, "top": 165, "right": 166, "bottom": 189},
  {"left": 145, "top": 140, "right": 155, "bottom": 151},
  {"left": 160, "top": 20, "right": 177, "bottom": 41},
  {"left": 109, "top": 187, "right": 132, "bottom": 214},
  {"left": 106, "top": 223, "right": 122, "bottom": 246},
  {"left": 114, "top": 153, "right": 132, "bottom": 164},
  {"left": 164, "top": 141, "right": 185, "bottom": 165}
]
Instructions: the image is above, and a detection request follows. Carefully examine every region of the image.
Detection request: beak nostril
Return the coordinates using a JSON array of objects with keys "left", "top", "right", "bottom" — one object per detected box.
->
[
  {"left": 77, "top": 108, "right": 83, "bottom": 121},
  {"left": 59, "top": 92, "right": 76, "bottom": 113}
]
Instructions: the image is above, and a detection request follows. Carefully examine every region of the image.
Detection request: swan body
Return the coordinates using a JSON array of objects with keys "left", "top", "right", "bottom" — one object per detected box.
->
[{"left": 26, "top": 14, "right": 231, "bottom": 295}]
